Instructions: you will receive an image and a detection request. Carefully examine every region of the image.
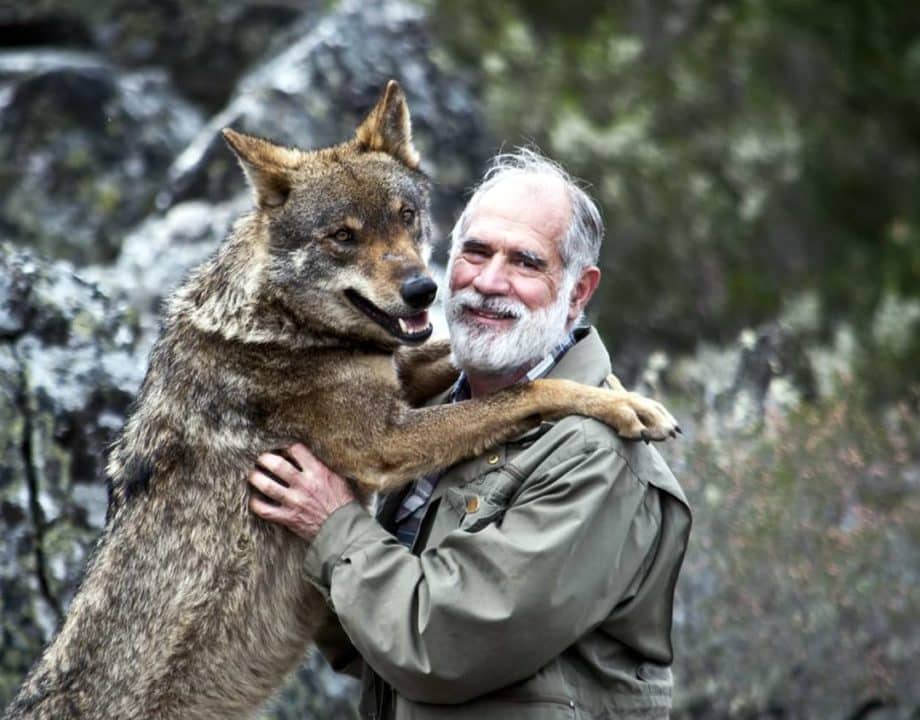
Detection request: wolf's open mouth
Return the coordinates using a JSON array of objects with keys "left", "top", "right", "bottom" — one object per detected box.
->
[{"left": 345, "top": 290, "right": 433, "bottom": 343}]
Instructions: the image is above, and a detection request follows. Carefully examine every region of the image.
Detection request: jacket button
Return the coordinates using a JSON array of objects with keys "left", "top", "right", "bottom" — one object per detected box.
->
[
  {"left": 487, "top": 454, "right": 499, "bottom": 465},
  {"left": 465, "top": 496, "right": 480, "bottom": 513}
]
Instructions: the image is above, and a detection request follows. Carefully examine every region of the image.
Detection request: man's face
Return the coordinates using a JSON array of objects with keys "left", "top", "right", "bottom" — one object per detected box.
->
[{"left": 444, "top": 176, "right": 575, "bottom": 376}]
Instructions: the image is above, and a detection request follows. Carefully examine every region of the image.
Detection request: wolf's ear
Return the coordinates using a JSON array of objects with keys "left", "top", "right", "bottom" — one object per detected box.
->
[
  {"left": 222, "top": 128, "right": 299, "bottom": 209},
  {"left": 354, "top": 80, "right": 420, "bottom": 169}
]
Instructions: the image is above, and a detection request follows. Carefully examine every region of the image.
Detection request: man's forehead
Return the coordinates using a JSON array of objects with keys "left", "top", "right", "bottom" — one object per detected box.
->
[{"left": 464, "top": 175, "right": 570, "bottom": 252}]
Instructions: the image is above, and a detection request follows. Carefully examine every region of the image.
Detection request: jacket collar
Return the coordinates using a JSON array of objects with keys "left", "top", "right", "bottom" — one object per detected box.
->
[{"left": 544, "top": 326, "right": 612, "bottom": 387}]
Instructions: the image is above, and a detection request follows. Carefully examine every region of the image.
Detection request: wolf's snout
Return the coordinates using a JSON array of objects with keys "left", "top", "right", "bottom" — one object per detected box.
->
[{"left": 400, "top": 275, "right": 438, "bottom": 309}]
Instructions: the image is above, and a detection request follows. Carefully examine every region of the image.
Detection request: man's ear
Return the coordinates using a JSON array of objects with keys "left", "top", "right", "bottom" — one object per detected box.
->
[
  {"left": 568, "top": 266, "right": 602, "bottom": 326},
  {"left": 222, "top": 128, "right": 299, "bottom": 209},
  {"left": 354, "top": 80, "right": 420, "bottom": 169}
]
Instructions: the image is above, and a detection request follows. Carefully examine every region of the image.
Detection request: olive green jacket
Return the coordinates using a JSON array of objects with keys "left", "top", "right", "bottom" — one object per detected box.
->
[{"left": 304, "top": 328, "right": 692, "bottom": 719}]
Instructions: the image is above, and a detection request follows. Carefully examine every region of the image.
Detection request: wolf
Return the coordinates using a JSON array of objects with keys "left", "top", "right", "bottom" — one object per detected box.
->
[{"left": 2, "top": 81, "right": 678, "bottom": 719}]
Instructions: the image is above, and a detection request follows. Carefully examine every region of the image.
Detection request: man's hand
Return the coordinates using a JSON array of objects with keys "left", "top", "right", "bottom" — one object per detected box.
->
[{"left": 248, "top": 443, "right": 355, "bottom": 541}]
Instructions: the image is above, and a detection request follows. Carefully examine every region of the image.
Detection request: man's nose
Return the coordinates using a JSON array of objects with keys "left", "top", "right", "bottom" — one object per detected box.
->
[
  {"left": 400, "top": 274, "right": 438, "bottom": 309},
  {"left": 471, "top": 257, "right": 510, "bottom": 295}
]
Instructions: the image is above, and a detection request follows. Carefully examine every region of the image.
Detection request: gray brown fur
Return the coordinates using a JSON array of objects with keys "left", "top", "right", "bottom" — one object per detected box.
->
[{"left": 2, "top": 81, "right": 676, "bottom": 720}]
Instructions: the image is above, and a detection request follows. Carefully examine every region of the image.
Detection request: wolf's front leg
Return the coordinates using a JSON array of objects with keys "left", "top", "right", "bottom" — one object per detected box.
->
[
  {"left": 348, "top": 378, "right": 679, "bottom": 493},
  {"left": 394, "top": 339, "right": 459, "bottom": 406}
]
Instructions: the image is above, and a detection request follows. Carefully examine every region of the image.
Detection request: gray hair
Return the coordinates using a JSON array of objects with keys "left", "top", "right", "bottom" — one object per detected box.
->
[{"left": 449, "top": 148, "right": 605, "bottom": 281}]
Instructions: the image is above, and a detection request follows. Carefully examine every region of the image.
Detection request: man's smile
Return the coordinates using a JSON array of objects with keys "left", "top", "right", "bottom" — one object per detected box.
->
[{"left": 463, "top": 306, "right": 518, "bottom": 327}]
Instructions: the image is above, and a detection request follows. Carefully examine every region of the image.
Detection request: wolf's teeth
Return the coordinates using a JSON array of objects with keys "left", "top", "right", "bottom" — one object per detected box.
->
[{"left": 398, "top": 318, "right": 409, "bottom": 334}]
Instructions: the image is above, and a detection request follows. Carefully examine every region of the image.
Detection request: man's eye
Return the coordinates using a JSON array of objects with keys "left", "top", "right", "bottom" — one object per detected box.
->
[
  {"left": 401, "top": 208, "right": 415, "bottom": 225},
  {"left": 332, "top": 228, "right": 354, "bottom": 243}
]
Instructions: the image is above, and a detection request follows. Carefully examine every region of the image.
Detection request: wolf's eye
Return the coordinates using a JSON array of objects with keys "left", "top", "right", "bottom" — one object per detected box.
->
[
  {"left": 401, "top": 208, "right": 415, "bottom": 226},
  {"left": 332, "top": 228, "right": 354, "bottom": 243}
]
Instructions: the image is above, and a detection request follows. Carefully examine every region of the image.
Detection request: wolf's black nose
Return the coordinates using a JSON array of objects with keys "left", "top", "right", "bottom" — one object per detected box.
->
[{"left": 401, "top": 275, "right": 438, "bottom": 309}]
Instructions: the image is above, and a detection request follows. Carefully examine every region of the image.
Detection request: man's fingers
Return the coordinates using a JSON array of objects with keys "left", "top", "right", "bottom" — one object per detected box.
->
[
  {"left": 256, "top": 452, "right": 301, "bottom": 486},
  {"left": 287, "top": 443, "right": 325, "bottom": 476},
  {"left": 249, "top": 492, "right": 287, "bottom": 521},
  {"left": 248, "top": 466, "right": 288, "bottom": 502}
]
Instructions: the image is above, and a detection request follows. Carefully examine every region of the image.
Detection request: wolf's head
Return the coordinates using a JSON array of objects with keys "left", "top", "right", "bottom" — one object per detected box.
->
[{"left": 222, "top": 81, "right": 436, "bottom": 349}]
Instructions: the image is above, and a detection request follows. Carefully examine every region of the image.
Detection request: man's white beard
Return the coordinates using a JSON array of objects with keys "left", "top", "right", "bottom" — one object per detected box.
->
[{"left": 444, "top": 278, "right": 574, "bottom": 377}]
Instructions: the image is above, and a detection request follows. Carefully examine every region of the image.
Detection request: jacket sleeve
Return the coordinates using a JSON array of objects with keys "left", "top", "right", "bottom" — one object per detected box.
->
[
  {"left": 304, "top": 431, "right": 662, "bottom": 704},
  {"left": 312, "top": 605, "right": 364, "bottom": 679}
]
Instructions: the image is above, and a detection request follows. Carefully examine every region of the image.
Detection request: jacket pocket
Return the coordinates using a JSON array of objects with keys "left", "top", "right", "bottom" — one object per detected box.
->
[
  {"left": 445, "top": 469, "right": 520, "bottom": 532},
  {"left": 635, "top": 662, "right": 673, "bottom": 702},
  {"left": 399, "top": 694, "right": 576, "bottom": 720},
  {"left": 484, "top": 695, "right": 576, "bottom": 719}
]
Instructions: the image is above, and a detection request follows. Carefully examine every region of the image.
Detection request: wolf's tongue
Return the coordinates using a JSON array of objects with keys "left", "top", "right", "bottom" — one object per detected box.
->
[{"left": 398, "top": 311, "right": 430, "bottom": 334}]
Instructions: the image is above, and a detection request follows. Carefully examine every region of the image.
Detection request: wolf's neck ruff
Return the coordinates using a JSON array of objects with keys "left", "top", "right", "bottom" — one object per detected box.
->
[{"left": 169, "top": 226, "right": 341, "bottom": 350}]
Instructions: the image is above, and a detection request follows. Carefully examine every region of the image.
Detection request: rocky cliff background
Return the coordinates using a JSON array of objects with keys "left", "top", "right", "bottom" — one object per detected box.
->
[{"left": 1, "top": 1, "right": 918, "bottom": 719}]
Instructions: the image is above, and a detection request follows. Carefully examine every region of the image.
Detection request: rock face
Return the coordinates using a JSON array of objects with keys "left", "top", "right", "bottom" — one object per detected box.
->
[
  {"left": 0, "top": 243, "right": 145, "bottom": 702},
  {"left": 0, "top": 1, "right": 307, "bottom": 112},
  {"left": 0, "top": 50, "right": 203, "bottom": 265}
]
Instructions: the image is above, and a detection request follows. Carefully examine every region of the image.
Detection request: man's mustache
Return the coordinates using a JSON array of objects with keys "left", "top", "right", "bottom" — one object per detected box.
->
[{"left": 450, "top": 288, "right": 524, "bottom": 320}]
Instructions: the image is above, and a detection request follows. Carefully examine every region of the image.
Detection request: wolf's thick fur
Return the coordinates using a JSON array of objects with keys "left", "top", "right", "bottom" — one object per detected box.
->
[{"left": 3, "top": 82, "right": 677, "bottom": 719}]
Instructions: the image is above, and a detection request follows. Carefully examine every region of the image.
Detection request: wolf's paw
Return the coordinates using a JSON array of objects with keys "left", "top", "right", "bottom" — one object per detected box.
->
[{"left": 602, "top": 374, "right": 681, "bottom": 443}]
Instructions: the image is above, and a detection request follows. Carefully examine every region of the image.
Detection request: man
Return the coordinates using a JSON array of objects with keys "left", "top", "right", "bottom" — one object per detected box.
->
[{"left": 249, "top": 149, "right": 692, "bottom": 719}]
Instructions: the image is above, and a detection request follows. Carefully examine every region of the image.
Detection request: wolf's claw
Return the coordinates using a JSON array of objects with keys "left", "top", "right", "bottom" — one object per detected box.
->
[{"left": 605, "top": 387, "right": 680, "bottom": 443}]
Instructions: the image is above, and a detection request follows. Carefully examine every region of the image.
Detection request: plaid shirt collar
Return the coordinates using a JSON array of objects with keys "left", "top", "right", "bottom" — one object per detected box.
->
[{"left": 448, "top": 331, "right": 578, "bottom": 403}]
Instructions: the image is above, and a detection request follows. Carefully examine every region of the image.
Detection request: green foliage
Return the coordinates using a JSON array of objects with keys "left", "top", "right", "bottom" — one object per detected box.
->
[{"left": 426, "top": 0, "right": 920, "bottom": 398}]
